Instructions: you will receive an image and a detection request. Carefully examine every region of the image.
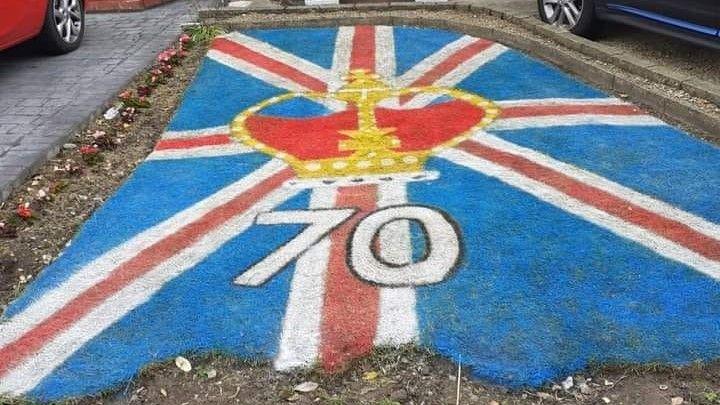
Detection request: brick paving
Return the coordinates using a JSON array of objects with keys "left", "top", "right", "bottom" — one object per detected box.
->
[{"left": 0, "top": 0, "right": 218, "bottom": 201}]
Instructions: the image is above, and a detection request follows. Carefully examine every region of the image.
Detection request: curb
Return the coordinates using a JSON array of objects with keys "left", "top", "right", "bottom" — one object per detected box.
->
[{"left": 199, "top": 2, "right": 720, "bottom": 142}]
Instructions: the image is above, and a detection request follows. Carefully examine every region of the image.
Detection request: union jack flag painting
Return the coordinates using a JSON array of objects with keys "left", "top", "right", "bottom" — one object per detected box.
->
[{"left": 1, "top": 25, "right": 720, "bottom": 401}]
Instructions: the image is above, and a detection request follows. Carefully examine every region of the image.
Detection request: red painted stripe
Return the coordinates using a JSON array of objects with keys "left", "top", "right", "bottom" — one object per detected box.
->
[
  {"left": 501, "top": 104, "right": 644, "bottom": 118},
  {"left": 155, "top": 134, "right": 232, "bottom": 151},
  {"left": 212, "top": 37, "right": 327, "bottom": 92},
  {"left": 320, "top": 185, "right": 380, "bottom": 372},
  {"left": 0, "top": 168, "right": 295, "bottom": 377},
  {"left": 458, "top": 140, "right": 720, "bottom": 261},
  {"left": 350, "top": 25, "right": 376, "bottom": 72},
  {"left": 409, "top": 39, "right": 494, "bottom": 88}
]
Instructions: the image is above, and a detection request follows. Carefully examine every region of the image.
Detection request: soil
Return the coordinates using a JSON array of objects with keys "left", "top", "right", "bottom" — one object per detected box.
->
[{"left": 1, "top": 16, "right": 720, "bottom": 405}]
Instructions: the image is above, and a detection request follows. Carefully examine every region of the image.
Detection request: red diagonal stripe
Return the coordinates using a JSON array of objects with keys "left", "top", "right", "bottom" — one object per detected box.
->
[
  {"left": 0, "top": 168, "right": 295, "bottom": 377},
  {"left": 409, "top": 38, "right": 494, "bottom": 88},
  {"left": 350, "top": 25, "right": 376, "bottom": 72},
  {"left": 212, "top": 37, "right": 327, "bottom": 92},
  {"left": 320, "top": 184, "right": 380, "bottom": 372},
  {"left": 457, "top": 140, "right": 720, "bottom": 261},
  {"left": 155, "top": 134, "right": 232, "bottom": 151},
  {"left": 500, "top": 104, "right": 644, "bottom": 118}
]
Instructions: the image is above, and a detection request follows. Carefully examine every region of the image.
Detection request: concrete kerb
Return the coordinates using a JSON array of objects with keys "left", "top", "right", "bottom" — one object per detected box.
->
[{"left": 199, "top": 5, "right": 720, "bottom": 141}]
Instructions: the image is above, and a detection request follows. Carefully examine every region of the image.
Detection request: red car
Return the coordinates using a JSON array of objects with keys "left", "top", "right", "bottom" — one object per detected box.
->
[{"left": 0, "top": 0, "right": 85, "bottom": 54}]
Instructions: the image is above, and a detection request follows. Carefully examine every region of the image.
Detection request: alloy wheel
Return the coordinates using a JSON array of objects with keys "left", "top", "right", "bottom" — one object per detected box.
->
[
  {"left": 542, "top": 0, "right": 583, "bottom": 28},
  {"left": 53, "top": 0, "right": 82, "bottom": 43}
]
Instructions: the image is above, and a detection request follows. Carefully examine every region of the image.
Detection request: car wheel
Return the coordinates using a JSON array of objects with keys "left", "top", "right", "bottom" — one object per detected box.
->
[
  {"left": 537, "top": 0, "right": 603, "bottom": 38},
  {"left": 37, "top": 0, "right": 85, "bottom": 54}
]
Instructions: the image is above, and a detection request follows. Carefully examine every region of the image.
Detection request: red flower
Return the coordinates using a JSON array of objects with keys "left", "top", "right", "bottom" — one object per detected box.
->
[
  {"left": 137, "top": 85, "right": 151, "bottom": 97},
  {"left": 118, "top": 90, "right": 133, "bottom": 101},
  {"left": 79, "top": 145, "right": 99, "bottom": 155},
  {"left": 179, "top": 33, "right": 191, "bottom": 44},
  {"left": 16, "top": 203, "right": 32, "bottom": 219}
]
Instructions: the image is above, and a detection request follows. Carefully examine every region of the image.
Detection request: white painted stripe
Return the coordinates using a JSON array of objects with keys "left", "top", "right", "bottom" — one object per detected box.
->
[
  {"left": 330, "top": 26, "right": 354, "bottom": 91},
  {"left": 207, "top": 49, "right": 313, "bottom": 94},
  {"left": 374, "top": 182, "right": 419, "bottom": 346},
  {"left": 375, "top": 26, "right": 396, "bottom": 84},
  {"left": 274, "top": 187, "right": 337, "bottom": 370},
  {"left": 225, "top": 32, "right": 341, "bottom": 90},
  {"left": 395, "top": 35, "right": 478, "bottom": 88},
  {"left": 439, "top": 148, "right": 720, "bottom": 279},
  {"left": 207, "top": 50, "right": 345, "bottom": 111},
  {"left": 0, "top": 160, "right": 290, "bottom": 349},
  {"left": 495, "top": 98, "right": 629, "bottom": 107},
  {"left": 0, "top": 185, "right": 301, "bottom": 395},
  {"left": 161, "top": 125, "right": 230, "bottom": 140},
  {"left": 146, "top": 143, "right": 254, "bottom": 161},
  {"left": 488, "top": 114, "right": 665, "bottom": 131},
  {"left": 471, "top": 131, "right": 720, "bottom": 239},
  {"left": 401, "top": 43, "right": 507, "bottom": 109}
]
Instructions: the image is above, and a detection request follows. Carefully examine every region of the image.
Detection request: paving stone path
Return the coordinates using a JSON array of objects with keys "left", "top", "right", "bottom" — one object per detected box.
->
[{"left": 0, "top": 0, "right": 217, "bottom": 201}]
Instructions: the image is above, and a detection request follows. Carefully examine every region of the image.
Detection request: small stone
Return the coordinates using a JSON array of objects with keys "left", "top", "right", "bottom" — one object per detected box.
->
[
  {"left": 294, "top": 381, "right": 319, "bottom": 393},
  {"left": 160, "top": 388, "right": 167, "bottom": 397},
  {"left": 205, "top": 368, "right": 217, "bottom": 379},
  {"left": 362, "top": 371, "right": 378, "bottom": 381},
  {"left": 659, "top": 384, "right": 669, "bottom": 391},
  {"left": 63, "top": 143, "right": 77, "bottom": 150},
  {"left": 551, "top": 384, "right": 562, "bottom": 391},
  {"left": 579, "top": 382, "right": 592, "bottom": 395},
  {"left": 603, "top": 379, "right": 614, "bottom": 386},
  {"left": 287, "top": 393, "right": 301, "bottom": 402},
  {"left": 561, "top": 376, "right": 574, "bottom": 390},
  {"left": 602, "top": 397, "right": 611, "bottom": 403},
  {"left": 174, "top": 356, "right": 192, "bottom": 372},
  {"left": 671, "top": 397, "right": 684, "bottom": 405},
  {"left": 489, "top": 401, "right": 500, "bottom": 405},
  {"left": 390, "top": 389, "right": 408, "bottom": 401},
  {"left": 103, "top": 106, "right": 121, "bottom": 120},
  {"left": 537, "top": 392, "right": 553, "bottom": 400}
]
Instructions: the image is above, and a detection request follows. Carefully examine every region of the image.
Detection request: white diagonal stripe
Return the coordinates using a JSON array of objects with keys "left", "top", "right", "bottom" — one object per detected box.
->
[
  {"left": 0, "top": 160, "right": 290, "bottom": 349},
  {"left": 488, "top": 114, "right": 665, "bottom": 131},
  {"left": 494, "top": 98, "right": 630, "bottom": 107},
  {"left": 147, "top": 143, "right": 254, "bottom": 161},
  {"left": 439, "top": 148, "right": 720, "bottom": 279},
  {"left": 161, "top": 125, "right": 230, "bottom": 139},
  {"left": 471, "top": 130, "right": 720, "bottom": 239},
  {"left": 395, "top": 35, "right": 478, "bottom": 88},
  {"left": 0, "top": 185, "right": 300, "bottom": 395}
]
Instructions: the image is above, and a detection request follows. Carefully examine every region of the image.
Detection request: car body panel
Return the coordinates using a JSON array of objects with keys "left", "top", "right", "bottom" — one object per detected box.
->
[
  {"left": 0, "top": 0, "right": 48, "bottom": 51},
  {"left": 597, "top": 0, "right": 720, "bottom": 48}
]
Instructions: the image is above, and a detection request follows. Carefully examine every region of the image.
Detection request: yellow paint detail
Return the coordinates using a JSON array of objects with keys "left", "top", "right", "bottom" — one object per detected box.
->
[{"left": 230, "top": 70, "right": 500, "bottom": 178}]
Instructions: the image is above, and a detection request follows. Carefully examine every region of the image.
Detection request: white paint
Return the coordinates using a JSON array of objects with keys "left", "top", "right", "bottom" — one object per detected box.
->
[
  {"left": 439, "top": 148, "right": 720, "bottom": 280},
  {"left": 488, "top": 114, "right": 664, "bottom": 131},
  {"left": 401, "top": 43, "right": 507, "bottom": 109},
  {"left": 225, "top": 32, "right": 342, "bottom": 90},
  {"left": 374, "top": 182, "right": 419, "bottom": 346},
  {"left": 161, "top": 125, "right": 230, "bottom": 139},
  {"left": 0, "top": 185, "right": 301, "bottom": 395},
  {"left": 375, "top": 26, "right": 396, "bottom": 84},
  {"left": 330, "top": 26, "right": 354, "bottom": 90},
  {"left": 395, "top": 35, "right": 478, "bottom": 88},
  {"left": 274, "top": 187, "right": 337, "bottom": 370},
  {"left": 234, "top": 208, "right": 356, "bottom": 286},
  {"left": 472, "top": 130, "right": 720, "bottom": 240},
  {"left": 494, "top": 97, "right": 629, "bottom": 107},
  {"left": 227, "top": 0, "right": 251, "bottom": 7},
  {"left": 350, "top": 205, "right": 460, "bottom": 286},
  {"left": 0, "top": 160, "right": 290, "bottom": 349},
  {"left": 285, "top": 171, "right": 440, "bottom": 189},
  {"left": 147, "top": 143, "right": 254, "bottom": 161}
]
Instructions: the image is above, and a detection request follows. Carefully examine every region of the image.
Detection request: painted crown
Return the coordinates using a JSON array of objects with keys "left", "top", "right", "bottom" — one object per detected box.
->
[{"left": 231, "top": 70, "right": 499, "bottom": 178}]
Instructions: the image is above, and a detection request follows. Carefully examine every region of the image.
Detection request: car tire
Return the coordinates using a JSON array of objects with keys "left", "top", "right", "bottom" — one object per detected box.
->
[
  {"left": 537, "top": 0, "right": 603, "bottom": 39},
  {"left": 36, "top": 0, "right": 85, "bottom": 54}
]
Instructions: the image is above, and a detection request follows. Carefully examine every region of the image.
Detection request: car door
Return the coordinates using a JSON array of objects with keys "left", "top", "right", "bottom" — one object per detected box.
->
[
  {"left": 604, "top": 0, "right": 719, "bottom": 36},
  {"left": 0, "top": 0, "right": 47, "bottom": 51}
]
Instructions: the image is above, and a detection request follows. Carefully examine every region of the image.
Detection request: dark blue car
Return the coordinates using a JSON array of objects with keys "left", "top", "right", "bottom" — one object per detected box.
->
[{"left": 538, "top": 0, "right": 720, "bottom": 49}]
